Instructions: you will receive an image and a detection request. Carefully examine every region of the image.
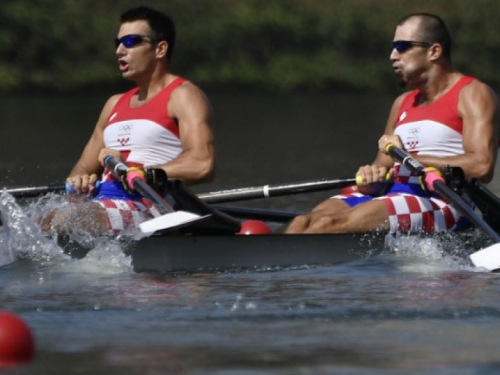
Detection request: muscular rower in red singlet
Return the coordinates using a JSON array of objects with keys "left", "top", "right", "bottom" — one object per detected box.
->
[
  {"left": 41, "top": 7, "right": 215, "bottom": 234},
  {"left": 286, "top": 13, "right": 499, "bottom": 235}
]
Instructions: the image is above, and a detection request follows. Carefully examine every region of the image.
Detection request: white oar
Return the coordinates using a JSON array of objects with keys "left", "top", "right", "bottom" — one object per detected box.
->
[
  {"left": 385, "top": 144, "right": 500, "bottom": 271},
  {"left": 103, "top": 156, "right": 211, "bottom": 234}
]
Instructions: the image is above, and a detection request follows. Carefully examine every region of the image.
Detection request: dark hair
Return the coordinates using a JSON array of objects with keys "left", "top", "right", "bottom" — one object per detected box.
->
[
  {"left": 120, "top": 6, "right": 176, "bottom": 61},
  {"left": 398, "top": 13, "right": 452, "bottom": 61}
]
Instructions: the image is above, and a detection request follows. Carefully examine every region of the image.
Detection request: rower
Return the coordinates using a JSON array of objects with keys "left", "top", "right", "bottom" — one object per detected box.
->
[
  {"left": 39, "top": 6, "right": 217, "bottom": 236},
  {"left": 285, "top": 12, "right": 499, "bottom": 235}
]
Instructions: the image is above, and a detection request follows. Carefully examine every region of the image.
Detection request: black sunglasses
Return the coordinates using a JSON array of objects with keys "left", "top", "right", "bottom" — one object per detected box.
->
[
  {"left": 115, "top": 34, "right": 155, "bottom": 49},
  {"left": 392, "top": 40, "right": 433, "bottom": 53}
]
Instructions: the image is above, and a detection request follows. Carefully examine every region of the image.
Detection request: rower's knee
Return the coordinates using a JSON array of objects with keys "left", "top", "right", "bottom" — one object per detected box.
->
[
  {"left": 37, "top": 204, "right": 109, "bottom": 236},
  {"left": 305, "top": 214, "right": 347, "bottom": 233},
  {"left": 38, "top": 210, "right": 73, "bottom": 234},
  {"left": 284, "top": 214, "right": 312, "bottom": 234},
  {"left": 37, "top": 210, "right": 58, "bottom": 233}
]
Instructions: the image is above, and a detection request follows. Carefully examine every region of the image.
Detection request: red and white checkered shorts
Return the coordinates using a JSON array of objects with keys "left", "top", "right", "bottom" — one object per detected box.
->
[
  {"left": 95, "top": 199, "right": 162, "bottom": 233},
  {"left": 333, "top": 192, "right": 469, "bottom": 234},
  {"left": 374, "top": 193, "right": 466, "bottom": 233}
]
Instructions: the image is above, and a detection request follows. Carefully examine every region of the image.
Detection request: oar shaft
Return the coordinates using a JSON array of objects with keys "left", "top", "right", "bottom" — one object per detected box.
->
[
  {"left": 3, "top": 184, "right": 66, "bottom": 198},
  {"left": 131, "top": 179, "right": 174, "bottom": 215},
  {"left": 386, "top": 144, "right": 500, "bottom": 243},
  {"left": 198, "top": 178, "right": 357, "bottom": 203},
  {"left": 432, "top": 180, "right": 500, "bottom": 241},
  {"left": 3, "top": 176, "right": 358, "bottom": 206}
]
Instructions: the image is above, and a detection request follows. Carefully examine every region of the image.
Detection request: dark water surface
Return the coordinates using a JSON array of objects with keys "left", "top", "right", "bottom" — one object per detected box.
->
[
  {"left": 2, "top": 244, "right": 500, "bottom": 374},
  {"left": 2, "top": 94, "right": 500, "bottom": 374}
]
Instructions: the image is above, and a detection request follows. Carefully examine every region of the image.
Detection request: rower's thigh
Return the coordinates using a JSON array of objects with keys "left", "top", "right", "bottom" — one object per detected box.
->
[
  {"left": 283, "top": 199, "right": 349, "bottom": 233},
  {"left": 345, "top": 199, "right": 390, "bottom": 231},
  {"left": 43, "top": 202, "right": 109, "bottom": 235},
  {"left": 311, "top": 198, "right": 350, "bottom": 215},
  {"left": 307, "top": 199, "right": 390, "bottom": 233}
]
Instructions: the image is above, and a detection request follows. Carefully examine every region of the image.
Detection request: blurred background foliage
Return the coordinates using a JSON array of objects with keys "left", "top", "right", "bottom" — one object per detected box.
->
[{"left": 0, "top": 0, "right": 499, "bottom": 94}]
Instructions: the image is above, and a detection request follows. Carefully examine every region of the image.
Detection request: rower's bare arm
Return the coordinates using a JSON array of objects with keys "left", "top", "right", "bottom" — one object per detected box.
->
[
  {"left": 457, "top": 81, "right": 498, "bottom": 181},
  {"left": 417, "top": 81, "right": 499, "bottom": 181},
  {"left": 157, "top": 82, "right": 215, "bottom": 185},
  {"left": 67, "top": 95, "right": 122, "bottom": 190}
]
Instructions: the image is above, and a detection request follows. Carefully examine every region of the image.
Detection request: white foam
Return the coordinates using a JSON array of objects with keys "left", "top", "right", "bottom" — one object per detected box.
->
[
  {"left": 0, "top": 191, "right": 133, "bottom": 273},
  {"left": 385, "top": 233, "right": 474, "bottom": 273}
]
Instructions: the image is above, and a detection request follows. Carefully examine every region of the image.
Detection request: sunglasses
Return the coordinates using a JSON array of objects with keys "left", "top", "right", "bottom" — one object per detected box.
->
[
  {"left": 115, "top": 34, "right": 155, "bottom": 49},
  {"left": 392, "top": 40, "right": 433, "bottom": 53}
]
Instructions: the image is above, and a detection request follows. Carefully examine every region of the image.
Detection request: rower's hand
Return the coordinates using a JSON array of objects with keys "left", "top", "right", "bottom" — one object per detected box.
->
[
  {"left": 356, "top": 165, "right": 391, "bottom": 185},
  {"left": 378, "top": 134, "right": 404, "bottom": 154},
  {"left": 66, "top": 174, "right": 99, "bottom": 195},
  {"left": 419, "top": 167, "right": 444, "bottom": 193},
  {"left": 98, "top": 148, "right": 125, "bottom": 167},
  {"left": 355, "top": 165, "right": 392, "bottom": 195}
]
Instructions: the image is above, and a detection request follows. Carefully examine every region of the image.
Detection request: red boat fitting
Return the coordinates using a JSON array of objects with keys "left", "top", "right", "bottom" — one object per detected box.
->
[{"left": 238, "top": 220, "right": 272, "bottom": 235}]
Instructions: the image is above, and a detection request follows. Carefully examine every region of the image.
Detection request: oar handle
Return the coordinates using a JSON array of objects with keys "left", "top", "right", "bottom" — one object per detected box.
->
[
  {"left": 386, "top": 144, "right": 425, "bottom": 175},
  {"left": 103, "top": 156, "right": 175, "bottom": 215},
  {"left": 103, "top": 156, "right": 128, "bottom": 177}
]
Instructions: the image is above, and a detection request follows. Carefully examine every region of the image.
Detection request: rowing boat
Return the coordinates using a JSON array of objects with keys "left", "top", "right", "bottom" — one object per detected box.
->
[
  {"left": 124, "top": 232, "right": 386, "bottom": 273},
  {"left": 0, "top": 204, "right": 491, "bottom": 273},
  {"left": 3, "top": 154, "right": 500, "bottom": 272},
  {"left": 53, "top": 211, "right": 387, "bottom": 273},
  {"left": 60, "top": 227, "right": 489, "bottom": 273}
]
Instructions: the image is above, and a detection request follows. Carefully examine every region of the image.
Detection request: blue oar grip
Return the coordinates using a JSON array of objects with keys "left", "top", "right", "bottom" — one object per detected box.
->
[
  {"left": 65, "top": 181, "right": 101, "bottom": 194},
  {"left": 65, "top": 182, "right": 76, "bottom": 193}
]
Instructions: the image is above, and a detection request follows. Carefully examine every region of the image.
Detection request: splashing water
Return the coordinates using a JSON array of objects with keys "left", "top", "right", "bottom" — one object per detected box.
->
[
  {"left": 385, "top": 232, "right": 483, "bottom": 272},
  {"left": 0, "top": 226, "right": 13, "bottom": 266},
  {"left": 0, "top": 192, "right": 64, "bottom": 265},
  {"left": 0, "top": 191, "right": 134, "bottom": 273}
]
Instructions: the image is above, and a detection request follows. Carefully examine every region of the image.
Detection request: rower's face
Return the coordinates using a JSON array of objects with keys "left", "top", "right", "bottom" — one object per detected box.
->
[
  {"left": 390, "top": 20, "right": 431, "bottom": 87},
  {"left": 115, "top": 20, "right": 158, "bottom": 80}
]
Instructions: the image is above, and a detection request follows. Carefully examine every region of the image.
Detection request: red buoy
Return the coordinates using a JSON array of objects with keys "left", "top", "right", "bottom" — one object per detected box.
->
[
  {"left": 0, "top": 313, "right": 35, "bottom": 367},
  {"left": 237, "top": 220, "right": 271, "bottom": 235},
  {"left": 341, "top": 185, "right": 359, "bottom": 195}
]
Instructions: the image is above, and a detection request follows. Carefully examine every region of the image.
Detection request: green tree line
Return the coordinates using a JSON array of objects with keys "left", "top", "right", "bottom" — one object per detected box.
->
[{"left": 1, "top": 0, "right": 499, "bottom": 94}]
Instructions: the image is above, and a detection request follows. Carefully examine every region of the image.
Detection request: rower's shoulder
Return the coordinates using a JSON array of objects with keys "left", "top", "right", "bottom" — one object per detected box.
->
[
  {"left": 459, "top": 77, "right": 498, "bottom": 104},
  {"left": 390, "top": 90, "right": 414, "bottom": 111},
  {"left": 170, "top": 79, "right": 211, "bottom": 108},
  {"left": 457, "top": 76, "right": 499, "bottom": 126},
  {"left": 106, "top": 93, "right": 125, "bottom": 105},
  {"left": 465, "top": 78, "right": 496, "bottom": 92},
  {"left": 94, "top": 93, "right": 128, "bottom": 129},
  {"left": 100, "top": 92, "right": 129, "bottom": 113},
  {"left": 172, "top": 79, "right": 205, "bottom": 96}
]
